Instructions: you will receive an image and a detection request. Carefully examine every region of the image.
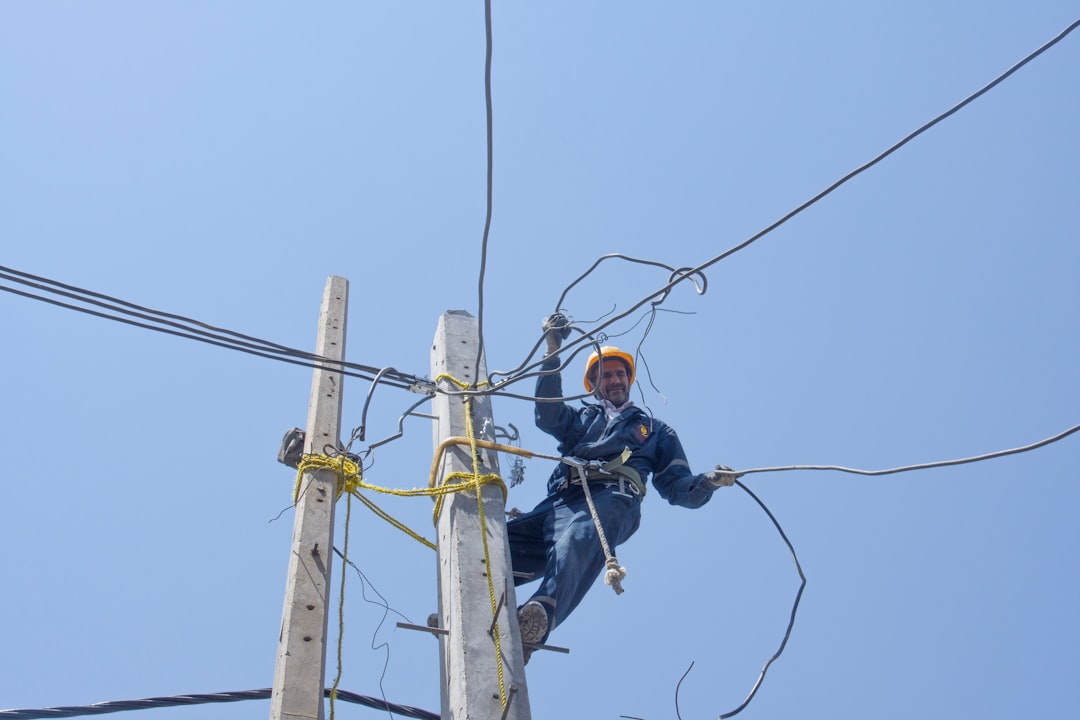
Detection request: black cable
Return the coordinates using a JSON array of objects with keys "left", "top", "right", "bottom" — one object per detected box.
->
[
  {"left": 0, "top": 265, "right": 427, "bottom": 386},
  {"left": 716, "top": 480, "right": 807, "bottom": 719},
  {"left": 495, "top": 10, "right": 1080, "bottom": 404},
  {"left": 0, "top": 264, "right": 303, "bottom": 354},
  {"left": 552, "top": 255, "right": 707, "bottom": 323},
  {"left": 486, "top": 259, "right": 704, "bottom": 386},
  {"left": 652, "top": 480, "right": 806, "bottom": 720},
  {"left": 736, "top": 421, "right": 1080, "bottom": 478},
  {"left": 0, "top": 688, "right": 438, "bottom": 720},
  {"left": 674, "top": 661, "right": 695, "bottom": 720},
  {"left": 0, "top": 275, "right": 423, "bottom": 391},
  {"left": 352, "top": 367, "right": 414, "bottom": 444},
  {"left": 531, "top": 17, "right": 1080, "bottom": 369},
  {"left": 335, "top": 547, "right": 415, "bottom": 716},
  {"left": 0, "top": 271, "right": 311, "bottom": 360},
  {"left": 7, "top": 18, "right": 1078, "bottom": 407},
  {"left": 472, "top": 0, "right": 496, "bottom": 385},
  {"left": 360, "top": 394, "right": 436, "bottom": 456}
]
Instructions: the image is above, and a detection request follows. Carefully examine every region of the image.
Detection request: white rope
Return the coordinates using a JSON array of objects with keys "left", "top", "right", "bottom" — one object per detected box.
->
[{"left": 575, "top": 466, "right": 627, "bottom": 594}]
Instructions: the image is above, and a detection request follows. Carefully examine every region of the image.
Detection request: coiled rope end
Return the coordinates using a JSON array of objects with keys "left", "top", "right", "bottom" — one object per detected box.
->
[{"left": 604, "top": 557, "right": 627, "bottom": 595}]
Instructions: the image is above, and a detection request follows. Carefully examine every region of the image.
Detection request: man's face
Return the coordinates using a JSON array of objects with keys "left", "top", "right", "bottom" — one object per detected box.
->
[{"left": 596, "top": 360, "right": 631, "bottom": 405}]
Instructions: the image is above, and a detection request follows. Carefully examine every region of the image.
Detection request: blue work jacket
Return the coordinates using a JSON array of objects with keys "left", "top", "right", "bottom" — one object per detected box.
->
[{"left": 534, "top": 357, "right": 716, "bottom": 509}]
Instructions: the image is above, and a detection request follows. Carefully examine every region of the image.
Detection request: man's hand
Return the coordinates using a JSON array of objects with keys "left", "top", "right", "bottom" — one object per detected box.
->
[
  {"left": 705, "top": 464, "right": 740, "bottom": 488},
  {"left": 542, "top": 312, "right": 571, "bottom": 356}
]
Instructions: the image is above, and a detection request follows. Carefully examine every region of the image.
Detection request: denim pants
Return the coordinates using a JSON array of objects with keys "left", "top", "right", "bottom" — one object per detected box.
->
[{"left": 507, "top": 482, "right": 643, "bottom": 641}]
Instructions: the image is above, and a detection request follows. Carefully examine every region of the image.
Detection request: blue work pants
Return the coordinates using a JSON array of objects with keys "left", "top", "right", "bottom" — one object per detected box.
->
[{"left": 507, "top": 482, "right": 642, "bottom": 641}]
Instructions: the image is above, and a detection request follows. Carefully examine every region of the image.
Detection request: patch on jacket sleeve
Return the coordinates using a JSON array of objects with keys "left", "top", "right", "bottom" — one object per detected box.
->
[{"left": 633, "top": 422, "right": 650, "bottom": 443}]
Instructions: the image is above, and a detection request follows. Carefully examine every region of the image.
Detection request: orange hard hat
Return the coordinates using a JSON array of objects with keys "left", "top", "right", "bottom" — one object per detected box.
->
[{"left": 583, "top": 346, "right": 636, "bottom": 393}]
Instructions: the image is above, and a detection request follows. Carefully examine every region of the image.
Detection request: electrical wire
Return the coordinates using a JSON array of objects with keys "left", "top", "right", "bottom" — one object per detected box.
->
[
  {"left": 7, "top": 18, "right": 1077, "bottom": 407},
  {"left": 716, "top": 480, "right": 806, "bottom": 719},
  {"left": 0, "top": 688, "right": 438, "bottom": 720},
  {"left": 674, "top": 661, "right": 694, "bottom": 720},
  {"left": 0, "top": 266, "right": 425, "bottom": 391},
  {"left": 0, "top": 282, "right": 371, "bottom": 379},
  {"left": 0, "top": 265, "right": 300, "bottom": 354},
  {"left": 552, "top": 255, "right": 707, "bottom": 321},
  {"left": 333, "top": 547, "right": 413, "bottom": 720},
  {"left": 472, "top": 0, "right": 496, "bottom": 385},
  {"left": 485, "top": 259, "right": 704, "bottom": 386},
  {"left": 628, "top": 478, "right": 807, "bottom": 720},
  {"left": 688, "top": 423, "right": 1080, "bottom": 719},
  {"left": 733, "top": 421, "right": 1080, "bottom": 479},
  {"left": 489, "top": 16, "right": 1080, "bottom": 388},
  {"left": 355, "top": 394, "right": 435, "bottom": 457},
  {"left": 351, "top": 366, "right": 422, "bottom": 446}
]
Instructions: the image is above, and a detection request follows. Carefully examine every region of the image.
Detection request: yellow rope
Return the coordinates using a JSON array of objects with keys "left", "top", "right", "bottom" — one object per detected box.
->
[
  {"left": 294, "top": 453, "right": 500, "bottom": 550},
  {"left": 288, "top": 453, "right": 351, "bottom": 720},
  {"left": 352, "top": 492, "right": 436, "bottom": 551},
  {"left": 291, "top": 373, "right": 527, "bottom": 708},
  {"left": 431, "top": 373, "right": 508, "bottom": 708},
  {"left": 434, "top": 372, "right": 489, "bottom": 391},
  {"left": 329, "top": 491, "right": 351, "bottom": 720},
  {"left": 462, "top": 393, "right": 508, "bottom": 710},
  {"left": 431, "top": 470, "right": 504, "bottom": 525}
]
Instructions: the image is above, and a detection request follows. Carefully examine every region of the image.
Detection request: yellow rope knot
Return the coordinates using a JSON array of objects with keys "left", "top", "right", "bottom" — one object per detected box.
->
[{"left": 293, "top": 453, "right": 361, "bottom": 503}]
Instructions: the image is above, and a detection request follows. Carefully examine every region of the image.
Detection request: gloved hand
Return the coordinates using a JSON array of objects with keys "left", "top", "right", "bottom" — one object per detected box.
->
[
  {"left": 542, "top": 312, "right": 571, "bottom": 356},
  {"left": 705, "top": 464, "right": 739, "bottom": 488}
]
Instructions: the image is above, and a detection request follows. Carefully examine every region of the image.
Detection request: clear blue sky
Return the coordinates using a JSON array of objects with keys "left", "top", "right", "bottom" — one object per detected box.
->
[{"left": 2, "top": 3, "right": 1078, "bottom": 719}]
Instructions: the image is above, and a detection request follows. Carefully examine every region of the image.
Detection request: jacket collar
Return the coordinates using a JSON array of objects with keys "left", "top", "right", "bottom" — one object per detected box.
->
[{"left": 601, "top": 398, "right": 635, "bottom": 421}]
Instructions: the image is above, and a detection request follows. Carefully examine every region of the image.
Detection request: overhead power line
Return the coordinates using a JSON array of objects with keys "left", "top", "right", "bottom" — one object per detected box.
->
[
  {"left": 473, "top": 0, "right": 496, "bottom": 382},
  {"left": 529, "top": 16, "right": 1080, "bottom": 374},
  {"left": 736, "top": 421, "right": 1080, "bottom": 478},
  {"left": 7, "top": 18, "right": 1077, "bottom": 409},
  {"left": 0, "top": 265, "right": 425, "bottom": 392},
  {"left": 0, "top": 688, "right": 438, "bottom": 720}
]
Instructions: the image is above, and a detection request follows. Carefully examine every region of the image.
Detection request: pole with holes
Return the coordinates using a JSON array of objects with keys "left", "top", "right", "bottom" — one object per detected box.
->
[
  {"left": 430, "top": 310, "right": 531, "bottom": 720},
  {"left": 270, "top": 276, "right": 349, "bottom": 720}
]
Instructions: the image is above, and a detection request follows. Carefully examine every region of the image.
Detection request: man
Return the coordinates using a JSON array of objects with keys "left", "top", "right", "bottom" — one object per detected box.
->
[{"left": 508, "top": 315, "right": 738, "bottom": 656}]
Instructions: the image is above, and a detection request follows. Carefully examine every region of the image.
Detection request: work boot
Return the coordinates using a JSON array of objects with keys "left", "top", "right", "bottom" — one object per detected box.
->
[{"left": 517, "top": 601, "right": 548, "bottom": 664}]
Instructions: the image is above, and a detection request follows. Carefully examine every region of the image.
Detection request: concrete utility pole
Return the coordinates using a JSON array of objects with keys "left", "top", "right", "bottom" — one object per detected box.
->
[
  {"left": 271, "top": 276, "right": 349, "bottom": 720},
  {"left": 430, "top": 310, "right": 531, "bottom": 720}
]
